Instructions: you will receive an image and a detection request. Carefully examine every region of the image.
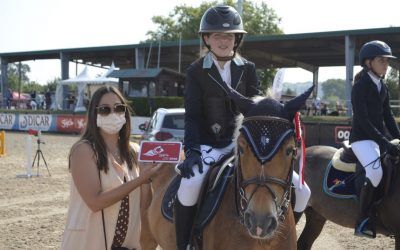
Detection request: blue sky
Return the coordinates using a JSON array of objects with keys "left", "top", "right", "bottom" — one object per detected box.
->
[{"left": 1, "top": 0, "right": 400, "bottom": 84}]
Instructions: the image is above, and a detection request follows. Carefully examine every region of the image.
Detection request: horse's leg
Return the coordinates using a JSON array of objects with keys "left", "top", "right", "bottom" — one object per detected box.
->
[
  {"left": 297, "top": 206, "right": 327, "bottom": 250},
  {"left": 140, "top": 184, "right": 158, "bottom": 250}
]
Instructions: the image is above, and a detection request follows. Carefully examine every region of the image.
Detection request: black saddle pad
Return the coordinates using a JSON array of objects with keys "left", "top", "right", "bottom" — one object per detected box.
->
[
  {"left": 193, "top": 159, "right": 234, "bottom": 235},
  {"left": 161, "top": 156, "right": 235, "bottom": 230},
  {"left": 161, "top": 175, "right": 181, "bottom": 223},
  {"left": 323, "top": 160, "right": 359, "bottom": 199}
]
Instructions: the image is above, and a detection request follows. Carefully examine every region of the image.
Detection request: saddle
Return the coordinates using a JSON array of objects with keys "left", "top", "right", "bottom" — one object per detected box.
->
[
  {"left": 161, "top": 152, "right": 235, "bottom": 232},
  {"left": 325, "top": 140, "right": 397, "bottom": 199}
]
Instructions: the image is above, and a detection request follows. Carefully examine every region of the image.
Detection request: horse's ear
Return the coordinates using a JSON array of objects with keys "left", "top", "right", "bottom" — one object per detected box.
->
[
  {"left": 225, "top": 85, "right": 256, "bottom": 115},
  {"left": 284, "top": 85, "right": 314, "bottom": 120}
]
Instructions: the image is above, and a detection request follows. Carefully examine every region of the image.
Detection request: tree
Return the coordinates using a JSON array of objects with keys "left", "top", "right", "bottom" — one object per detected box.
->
[
  {"left": 22, "top": 81, "right": 44, "bottom": 93},
  {"left": 146, "top": 1, "right": 283, "bottom": 91},
  {"left": 386, "top": 68, "right": 399, "bottom": 115},
  {"left": 386, "top": 68, "right": 399, "bottom": 100},
  {"left": 147, "top": 0, "right": 282, "bottom": 41},
  {"left": 6, "top": 63, "right": 31, "bottom": 91},
  {"left": 44, "top": 77, "right": 61, "bottom": 92},
  {"left": 321, "top": 79, "right": 346, "bottom": 104}
]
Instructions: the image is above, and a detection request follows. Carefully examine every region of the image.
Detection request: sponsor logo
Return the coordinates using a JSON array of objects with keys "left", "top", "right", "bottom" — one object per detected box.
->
[
  {"left": 139, "top": 141, "right": 182, "bottom": 163},
  {"left": 0, "top": 113, "right": 16, "bottom": 129},
  {"left": 19, "top": 114, "right": 52, "bottom": 130},
  {"left": 144, "top": 146, "right": 164, "bottom": 156},
  {"left": 335, "top": 126, "right": 351, "bottom": 143},
  {"left": 76, "top": 118, "right": 85, "bottom": 129},
  {"left": 260, "top": 135, "right": 270, "bottom": 147},
  {"left": 56, "top": 115, "right": 86, "bottom": 132},
  {"left": 61, "top": 118, "right": 74, "bottom": 128}
]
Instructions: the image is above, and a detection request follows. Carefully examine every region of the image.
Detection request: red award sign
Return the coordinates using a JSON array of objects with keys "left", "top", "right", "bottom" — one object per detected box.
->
[{"left": 139, "top": 141, "right": 182, "bottom": 163}]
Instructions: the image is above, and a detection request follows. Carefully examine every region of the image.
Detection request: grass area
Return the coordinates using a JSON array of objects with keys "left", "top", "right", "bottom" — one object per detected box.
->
[{"left": 301, "top": 115, "right": 351, "bottom": 124}]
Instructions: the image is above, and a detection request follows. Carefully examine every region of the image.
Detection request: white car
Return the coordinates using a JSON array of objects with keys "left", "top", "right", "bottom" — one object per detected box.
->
[{"left": 140, "top": 108, "right": 185, "bottom": 142}]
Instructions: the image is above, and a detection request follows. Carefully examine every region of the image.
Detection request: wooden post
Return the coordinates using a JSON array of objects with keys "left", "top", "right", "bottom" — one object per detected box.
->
[{"left": 0, "top": 130, "right": 5, "bottom": 156}]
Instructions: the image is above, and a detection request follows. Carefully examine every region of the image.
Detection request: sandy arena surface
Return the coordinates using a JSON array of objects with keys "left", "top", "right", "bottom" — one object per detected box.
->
[{"left": 0, "top": 132, "right": 395, "bottom": 249}]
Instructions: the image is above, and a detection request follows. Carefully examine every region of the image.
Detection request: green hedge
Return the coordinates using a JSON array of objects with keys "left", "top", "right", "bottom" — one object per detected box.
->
[
  {"left": 127, "top": 97, "right": 184, "bottom": 116},
  {"left": 0, "top": 97, "right": 183, "bottom": 117},
  {"left": 0, "top": 109, "right": 84, "bottom": 115}
]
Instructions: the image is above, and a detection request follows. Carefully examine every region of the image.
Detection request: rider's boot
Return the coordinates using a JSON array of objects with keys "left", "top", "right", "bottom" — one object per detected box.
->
[
  {"left": 174, "top": 199, "right": 197, "bottom": 250},
  {"left": 294, "top": 211, "right": 303, "bottom": 224},
  {"left": 354, "top": 178, "right": 376, "bottom": 238}
]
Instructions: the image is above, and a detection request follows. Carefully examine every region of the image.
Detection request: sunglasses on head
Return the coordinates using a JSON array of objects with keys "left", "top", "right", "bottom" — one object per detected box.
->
[{"left": 96, "top": 104, "right": 127, "bottom": 116}]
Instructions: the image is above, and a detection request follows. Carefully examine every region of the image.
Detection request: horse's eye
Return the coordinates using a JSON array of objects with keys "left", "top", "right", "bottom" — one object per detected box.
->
[
  {"left": 238, "top": 145, "right": 244, "bottom": 155},
  {"left": 286, "top": 147, "right": 293, "bottom": 156}
]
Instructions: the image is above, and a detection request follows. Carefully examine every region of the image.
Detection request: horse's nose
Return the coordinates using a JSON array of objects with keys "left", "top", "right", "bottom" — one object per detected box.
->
[{"left": 244, "top": 211, "right": 278, "bottom": 238}]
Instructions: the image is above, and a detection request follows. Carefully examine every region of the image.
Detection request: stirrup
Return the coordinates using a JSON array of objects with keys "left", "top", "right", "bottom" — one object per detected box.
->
[{"left": 354, "top": 218, "right": 375, "bottom": 239}]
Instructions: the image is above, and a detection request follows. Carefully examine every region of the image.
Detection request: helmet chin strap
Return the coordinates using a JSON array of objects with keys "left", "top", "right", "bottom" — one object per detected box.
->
[{"left": 210, "top": 49, "right": 236, "bottom": 62}]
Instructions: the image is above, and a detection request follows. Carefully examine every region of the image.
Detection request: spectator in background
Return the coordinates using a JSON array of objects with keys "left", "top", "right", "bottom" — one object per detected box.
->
[
  {"left": 321, "top": 103, "right": 328, "bottom": 115},
  {"left": 336, "top": 100, "right": 343, "bottom": 115},
  {"left": 6, "top": 88, "right": 13, "bottom": 109},
  {"left": 162, "top": 87, "right": 169, "bottom": 96},
  {"left": 68, "top": 93, "right": 76, "bottom": 111},
  {"left": 313, "top": 97, "right": 321, "bottom": 115},
  {"left": 30, "top": 91, "right": 37, "bottom": 110},
  {"left": 45, "top": 89, "right": 52, "bottom": 110},
  {"left": 36, "top": 93, "right": 43, "bottom": 110},
  {"left": 84, "top": 93, "right": 90, "bottom": 109}
]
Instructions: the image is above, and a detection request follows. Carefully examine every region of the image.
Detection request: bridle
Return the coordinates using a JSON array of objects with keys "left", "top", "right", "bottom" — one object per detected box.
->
[{"left": 234, "top": 116, "right": 297, "bottom": 224}]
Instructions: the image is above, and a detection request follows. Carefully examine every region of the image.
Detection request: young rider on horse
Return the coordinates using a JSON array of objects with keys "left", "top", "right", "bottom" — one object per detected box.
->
[
  {"left": 350, "top": 40, "right": 400, "bottom": 238},
  {"left": 175, "top": 5, "right": 310, "bottom": 249}
]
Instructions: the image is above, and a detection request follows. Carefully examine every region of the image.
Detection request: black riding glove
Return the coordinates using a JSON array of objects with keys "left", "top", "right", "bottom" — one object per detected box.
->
[
  {"left": 178, "top": 149, "right": 203, "bottom": 179},
  {"left": 387, "top": 142, "right": 400, "bottom": 156}
]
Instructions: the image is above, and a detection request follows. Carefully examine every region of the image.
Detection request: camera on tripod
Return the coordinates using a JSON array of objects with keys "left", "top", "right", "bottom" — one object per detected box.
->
[
  {"left": 29, "top": 129, "right": 45, "bottom": 144},
  {"left": 28, "top": 129, "right": 50, "bottom": 177}
]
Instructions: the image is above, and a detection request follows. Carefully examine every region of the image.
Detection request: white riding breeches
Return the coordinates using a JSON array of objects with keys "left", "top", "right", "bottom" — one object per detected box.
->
[
  {"left": 292, "top": 171, "right": 311, "bottom": 213},
  {"left": 177, "top": 143, "right": 235, "bottom": 206},
  {"left": 351, "top": 140, "right": 382, "bottom": 187}
]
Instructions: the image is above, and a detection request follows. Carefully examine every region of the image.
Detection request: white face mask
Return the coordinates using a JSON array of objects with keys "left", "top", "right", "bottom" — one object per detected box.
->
[{"left": 97, "top": 113, "right": 126, "bottom": 135}]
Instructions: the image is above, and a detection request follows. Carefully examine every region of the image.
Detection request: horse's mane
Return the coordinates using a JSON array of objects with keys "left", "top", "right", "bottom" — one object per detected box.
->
[{"left": 233, "top": 94, "right": 268, "bottom": 141}]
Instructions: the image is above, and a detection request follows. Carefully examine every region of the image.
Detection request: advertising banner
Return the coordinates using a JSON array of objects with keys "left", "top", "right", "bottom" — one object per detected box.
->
[
  {"left": 334, "top": 126, "right": 352, "bottom": 144},
  {"left": 18, "top": 114, "right": 55, "bottom": 131},
  {"left": 0, "top": 113, "right": 17, "bottom": 130},
  {"left": 56, "top": 115, "right": 87, "bottom": 133}
]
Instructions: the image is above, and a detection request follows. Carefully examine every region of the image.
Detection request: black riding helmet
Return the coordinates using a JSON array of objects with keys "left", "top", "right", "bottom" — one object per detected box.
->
[
  {"left": 359, "top": 40, "right": 396, "bottom": 69},
  {"left": 199, "top": 5, "right": 247, "bottom": 60}
]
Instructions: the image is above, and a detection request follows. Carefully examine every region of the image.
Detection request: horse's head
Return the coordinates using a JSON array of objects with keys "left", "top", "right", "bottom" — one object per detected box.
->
[{"left": 230, "top": 85, "right": 313, "bottom": 239}]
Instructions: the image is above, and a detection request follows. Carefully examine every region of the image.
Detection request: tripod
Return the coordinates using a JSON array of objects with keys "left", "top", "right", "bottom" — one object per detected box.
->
[{"left": 31, "top": 138, "right": 51, "bottom": 177}]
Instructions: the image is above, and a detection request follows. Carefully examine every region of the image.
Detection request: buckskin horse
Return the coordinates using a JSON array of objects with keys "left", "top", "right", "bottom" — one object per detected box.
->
[
  {"left": 297, "top": 143, "right": 400, "bottom": 249},
  {"left": 140, "top": 86, "right": 313, "bottom": 250}
]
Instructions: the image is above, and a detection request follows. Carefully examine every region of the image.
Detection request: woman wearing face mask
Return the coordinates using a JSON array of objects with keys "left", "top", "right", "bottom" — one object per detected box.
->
[
  {"left": 61, "top": 86, "right": 161, "bottom": 250},
  {"left": 350, "top": 40, "right": 400, "bottom": 238}
]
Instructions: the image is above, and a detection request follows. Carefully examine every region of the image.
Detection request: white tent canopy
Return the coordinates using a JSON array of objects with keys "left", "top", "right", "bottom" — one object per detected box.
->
[{"left": 55, "top": 64, "right": 118, "bottom": 111}]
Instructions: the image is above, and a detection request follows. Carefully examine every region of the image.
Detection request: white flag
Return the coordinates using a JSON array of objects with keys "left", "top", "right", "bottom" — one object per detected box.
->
[{"left": 271, "top": 68, "right": 286, "bottom": 101}]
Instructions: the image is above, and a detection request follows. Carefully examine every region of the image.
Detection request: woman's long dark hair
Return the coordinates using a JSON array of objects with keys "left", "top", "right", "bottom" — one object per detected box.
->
[
  {"left": 71, "top": 86, "right": 135, "bottom": 173},
  {"left": 353, "top": 70, "right": 364, "bottom": 85}
]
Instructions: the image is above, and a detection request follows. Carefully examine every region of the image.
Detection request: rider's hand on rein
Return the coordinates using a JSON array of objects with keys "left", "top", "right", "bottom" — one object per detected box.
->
[
  {"left": 178, "top": 149, "right": 203, "bottom": 179},
  {"left": 387, "top": 142, "right": 400, "bottom": 157}
]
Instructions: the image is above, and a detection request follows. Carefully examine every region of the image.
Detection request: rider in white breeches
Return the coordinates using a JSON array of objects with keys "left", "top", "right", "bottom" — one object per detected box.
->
[
  {"left": 351, "top": 140, "right": 383, "bottom": 187},
  {"left": 177, "top": 143, "right": 235, "bottom": 206}
]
